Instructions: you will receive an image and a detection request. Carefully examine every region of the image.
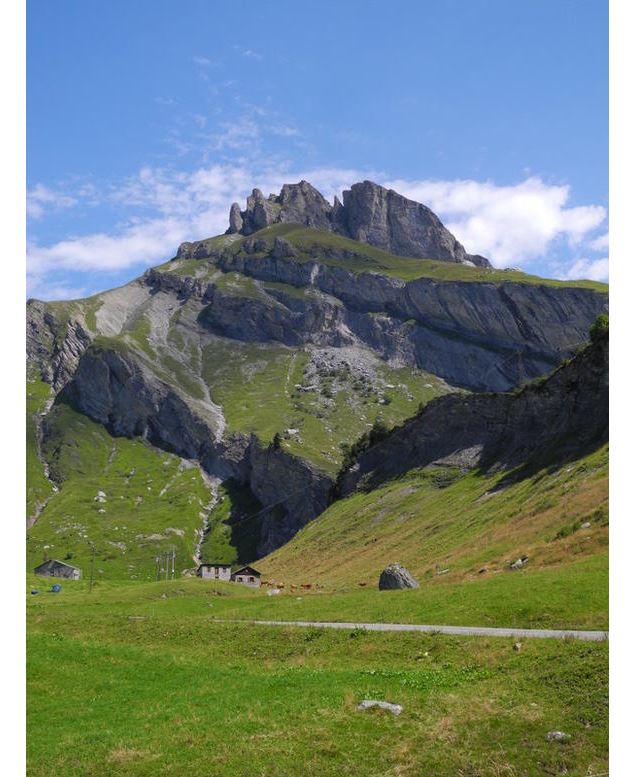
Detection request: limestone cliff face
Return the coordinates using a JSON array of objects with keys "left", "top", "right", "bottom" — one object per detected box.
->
[
  {"left": 27, "top": 300, "right": 92, "bottom": 390},
  {"left": 227, "top": 180, "right": 490, "bottom": 266},
  {"left": 61, "top": 345, "right": 225, "bottom": 460},
  {"left": 147, "top": 249, "right": 607, "bottom": 392},
  {"left": 340, "top": 332, "right": 609, "bottom": 495},
  {"left": 245, "top": 443, "right": 333, "bottom": 556}
]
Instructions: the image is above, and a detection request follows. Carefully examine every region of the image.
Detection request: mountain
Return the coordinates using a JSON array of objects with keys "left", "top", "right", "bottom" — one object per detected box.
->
[{"left": 26, "top": 180, "right": 608, "bottom": 579}]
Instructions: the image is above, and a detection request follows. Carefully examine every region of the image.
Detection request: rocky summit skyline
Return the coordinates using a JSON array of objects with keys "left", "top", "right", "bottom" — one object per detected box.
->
[{"left": 226, "top": 180, "right": 491, "bottom": 267}]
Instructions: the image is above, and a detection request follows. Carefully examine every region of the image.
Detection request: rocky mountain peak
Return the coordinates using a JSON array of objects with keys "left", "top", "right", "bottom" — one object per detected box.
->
[{"left": 227, "top": 179, "right": 491, "bottom": 267}]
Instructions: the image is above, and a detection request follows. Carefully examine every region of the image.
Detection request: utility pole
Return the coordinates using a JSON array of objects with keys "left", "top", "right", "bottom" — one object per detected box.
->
[{"left": 89, "top": 543, "right": 96, "bottom": 593}]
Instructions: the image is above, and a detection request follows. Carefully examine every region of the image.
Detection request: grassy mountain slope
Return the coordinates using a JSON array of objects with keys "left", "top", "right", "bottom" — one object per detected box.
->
[
  {"left": 26, "top": 378, "right": 55, "bottom": 523},
  {"left": 177, "top": 224, "right": 608, "bottom": 290},
  {"left": 26, "top": 223, "right": 608, "bottom": 574},
  {"left": 199, "top": 338, "right": 450, "bottom": 473},
  {"left": 27, "top": 402, "right": 214, "bottom": 580},
  {"left": 259, "top": 444, "right": 608, "bottom": 593},
  {"left": 34, "top": 276, "right": 455, "bottom": 475}
]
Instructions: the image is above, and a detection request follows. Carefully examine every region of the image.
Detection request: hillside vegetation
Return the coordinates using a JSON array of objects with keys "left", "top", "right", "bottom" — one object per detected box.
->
[
  {"left": 26, "top": 378, "right": 55, "bottom": 522},
  {"left": 260, "top": 444, "right": 608, "bottom": 595},
  {"left": 27, "top": 402, "right": 213, "bottom": 580}
]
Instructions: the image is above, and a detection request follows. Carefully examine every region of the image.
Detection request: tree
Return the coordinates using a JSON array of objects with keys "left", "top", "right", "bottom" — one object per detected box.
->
[
  {"left": 271, "top": 432, "right": 282, "bottom": 450},
  {"left": 589, "top": 313, "right": 609, "bottom": 343}
]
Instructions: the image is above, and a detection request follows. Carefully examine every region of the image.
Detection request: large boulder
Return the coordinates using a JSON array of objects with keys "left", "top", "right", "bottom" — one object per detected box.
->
[{"left": 378, "top": 564, "right": 420, "bottom": 590}]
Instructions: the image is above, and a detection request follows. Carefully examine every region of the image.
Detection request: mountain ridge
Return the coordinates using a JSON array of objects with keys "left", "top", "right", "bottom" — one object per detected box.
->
[{"left": 26, "top": 180, "right": 608, "bottom": 568}]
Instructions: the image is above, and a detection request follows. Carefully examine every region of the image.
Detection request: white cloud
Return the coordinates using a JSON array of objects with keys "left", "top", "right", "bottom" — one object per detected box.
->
[
  {"left": 562, "top": 257, "right": 609, "bottom": 282},
  {"left": 383, "top": 176, "right": 607, "bottom": 266},
  {"left": 589, "top": 232, "right": 609, "bottom": 251},
  {"left": 192, "top": 56, "right": 214, "bottom": 67},
  {"left": 27, "top": 166, "right": 608, "bottom": 299},
  {"left": 208, "top": 118, "right": 261, "bottom": 152},
  {"left": 233, "top": 46, "right": 263, "bottom": 61},
  {"left": 27, "top": 184, "right": 78, "bottom": 220},
  {"left": 27, "top": 279, "right": 89, "bottom": 302},
  {"left": 268, "top": 124, "right": 300, "bottom": 137}
]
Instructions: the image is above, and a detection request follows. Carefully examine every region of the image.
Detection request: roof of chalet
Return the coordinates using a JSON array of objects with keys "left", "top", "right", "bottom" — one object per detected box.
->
[
  {"left": 34, "top": 559, "right": 81, "bottom": 571},
  {"left": 231, "top": 565, "right": 261, "bottom": 577},
  {"left": 198, "top": 562, "right": 232, "bottom": 567}
]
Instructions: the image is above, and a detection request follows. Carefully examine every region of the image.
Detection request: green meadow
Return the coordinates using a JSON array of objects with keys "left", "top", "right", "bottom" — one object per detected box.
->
[{"left": 27, "top": 577, "right": 608, "bottom": 777}]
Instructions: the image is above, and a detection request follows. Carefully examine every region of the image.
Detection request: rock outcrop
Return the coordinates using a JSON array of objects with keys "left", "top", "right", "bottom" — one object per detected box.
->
[
  {"left": 26, "top": 300, "right": 92, "bottom": 391},
  {"left": 378, "top": 564, "right": 420, "bottom": 590},
  {"left": 339, "top": 181, "right": 488, "bottom": 266},
  {"left": 227, "top": 180, "right": 491, "bottom": 266},
  {"left": 340, "top": 331, "right": 609, "bottom": 495}
]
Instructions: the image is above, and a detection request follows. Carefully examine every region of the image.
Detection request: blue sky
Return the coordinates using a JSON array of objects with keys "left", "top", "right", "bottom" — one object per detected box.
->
[{"left": 27, "top": 0, "right": 608, "bottom": 299}]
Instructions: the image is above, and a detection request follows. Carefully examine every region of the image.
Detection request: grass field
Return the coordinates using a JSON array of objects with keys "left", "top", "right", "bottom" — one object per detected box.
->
[{"left": 26, "top": 577, "right": 608, "bottom": 776}]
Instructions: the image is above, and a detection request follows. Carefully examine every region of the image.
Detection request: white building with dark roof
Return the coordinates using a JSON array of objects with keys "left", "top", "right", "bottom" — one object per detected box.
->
[
  {"left": 231, "top": 565, "right": 261, "bottom": 588},
  {"left": 197, "top": 563, "right": 232, "bottom": 581}
]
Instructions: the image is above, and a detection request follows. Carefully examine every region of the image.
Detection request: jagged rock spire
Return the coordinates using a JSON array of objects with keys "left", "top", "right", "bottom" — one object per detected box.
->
[{"left": 226, "top": 179, "right": 491, "bottom": 267}]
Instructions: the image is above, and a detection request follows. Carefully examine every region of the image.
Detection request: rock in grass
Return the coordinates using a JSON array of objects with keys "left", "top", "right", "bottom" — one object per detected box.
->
[
  {"left": 546, "top": 730, "right": 571, "bottom": 742},
  {"left": 271, "top": 236, "right": 298, "bottom": 260},
  {"left": 357, "top": 700, "right": 403, "bottom": 715},
  {"left": 379, "top": 563, "right": 419, "bottom": 590}
]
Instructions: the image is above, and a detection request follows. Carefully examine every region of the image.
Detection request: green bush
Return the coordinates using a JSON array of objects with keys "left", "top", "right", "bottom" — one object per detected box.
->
[{"left": 589, "top": 313, "right": 609, "bottom": 343}]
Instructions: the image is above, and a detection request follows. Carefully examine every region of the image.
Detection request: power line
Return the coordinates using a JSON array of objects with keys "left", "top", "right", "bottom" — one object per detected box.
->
[{"left": 210, "top": 488, "right": 308, "bottom": 531}]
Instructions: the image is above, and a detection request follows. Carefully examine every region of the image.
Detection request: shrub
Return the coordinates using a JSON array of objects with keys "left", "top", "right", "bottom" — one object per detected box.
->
[{"left": 589, "top": 313, "right": 609, "bottom": 343}]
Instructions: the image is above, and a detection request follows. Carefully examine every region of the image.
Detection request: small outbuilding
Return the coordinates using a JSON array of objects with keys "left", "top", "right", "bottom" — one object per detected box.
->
[
  {"left": 198, "top": 563, "right": 232, "bottom": 581},
  {"left": 231, "top": 565, "right": 261, "bottom": 588},
  {"left": 34, "top": 559, "right": 82, "bottom": 580}
]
